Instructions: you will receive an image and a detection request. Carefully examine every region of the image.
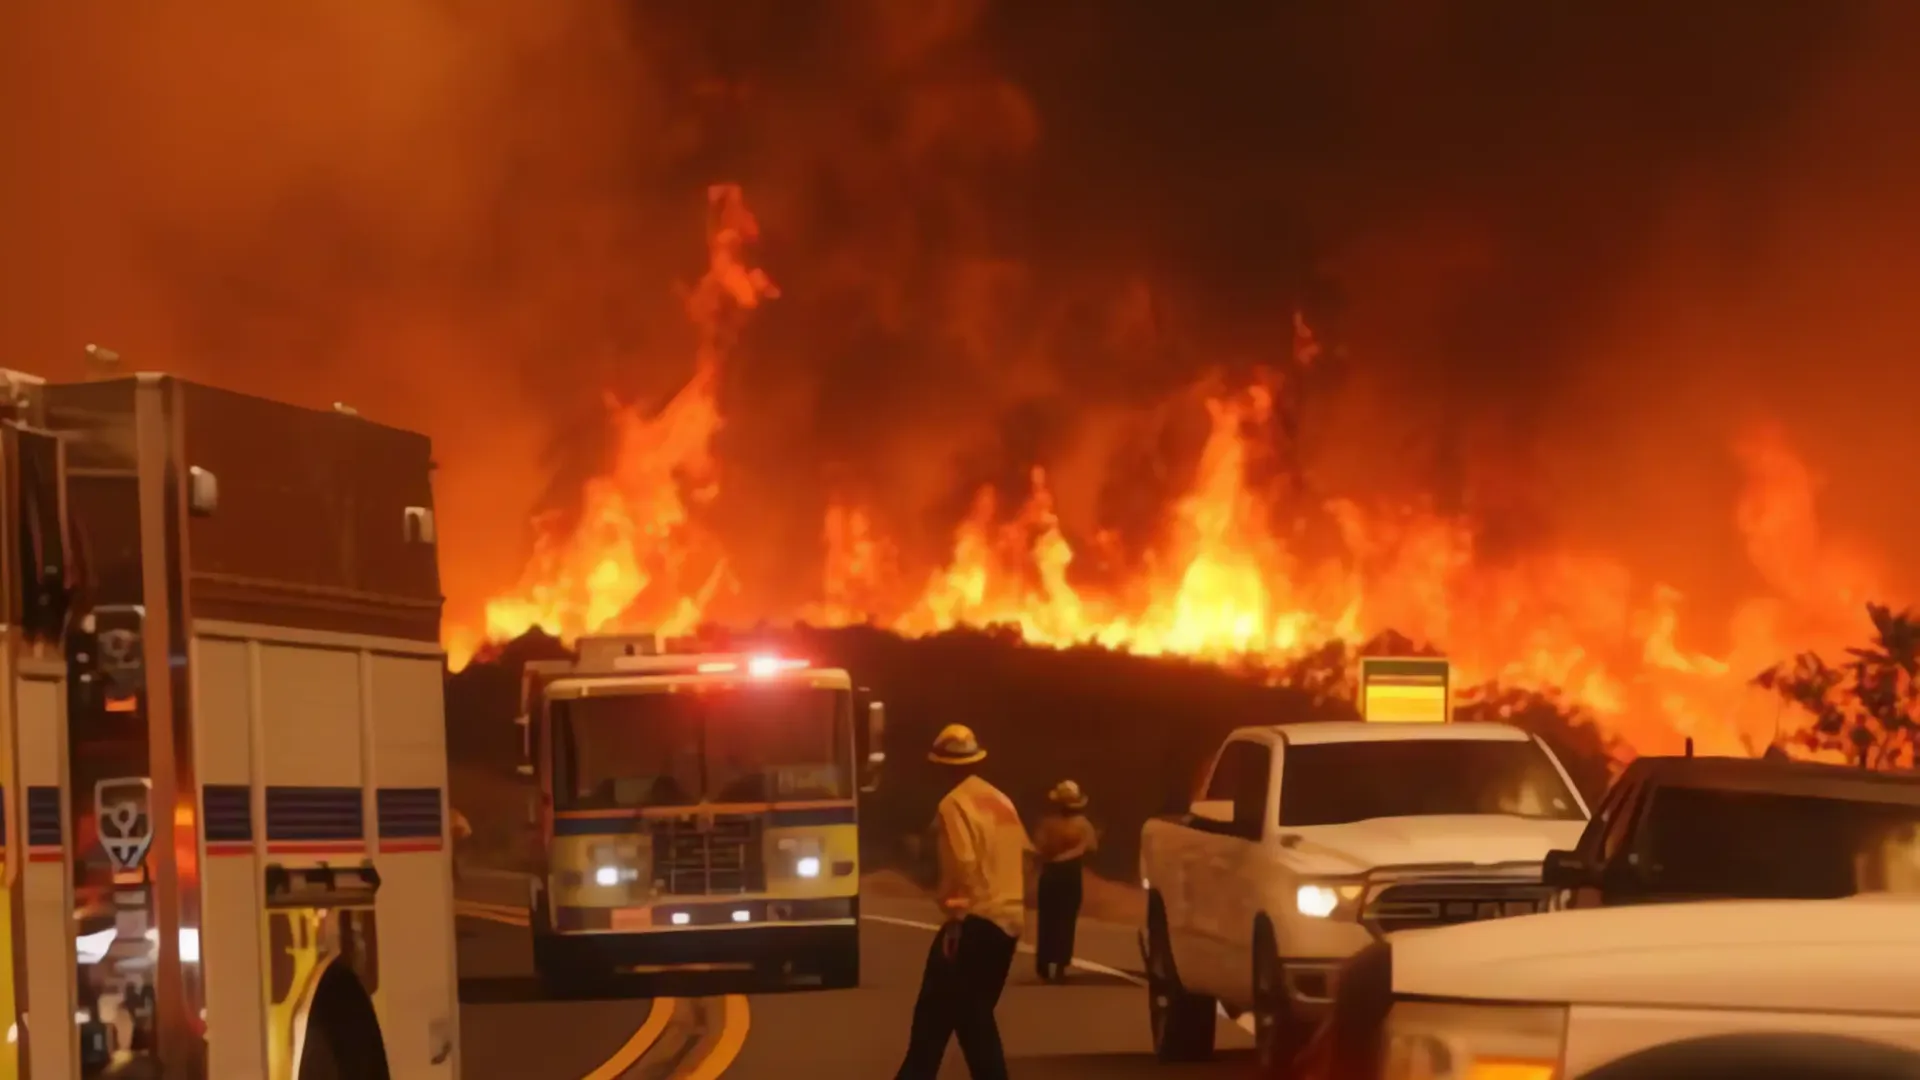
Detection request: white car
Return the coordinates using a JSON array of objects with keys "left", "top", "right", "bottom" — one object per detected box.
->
[
  {"left": 1139, "top": 720, "right": 1590, "bottom": 1073},
  {"left": 1359, "top": 894, "right": 1920, "bottom": 1078}
]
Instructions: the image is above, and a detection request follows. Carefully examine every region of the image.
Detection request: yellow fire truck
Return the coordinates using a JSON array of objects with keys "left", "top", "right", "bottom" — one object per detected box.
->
[
  {"left": 0, "top": 364, "right": 459, "bottom": 1079},
  {"left": 517, "top": 635, "right": 884, "bottom": 991}
]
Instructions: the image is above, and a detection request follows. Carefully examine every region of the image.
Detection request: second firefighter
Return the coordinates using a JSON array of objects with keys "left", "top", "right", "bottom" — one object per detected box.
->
[{"left": 1031, "top": 779, "right": 1098, "bottom": 982}]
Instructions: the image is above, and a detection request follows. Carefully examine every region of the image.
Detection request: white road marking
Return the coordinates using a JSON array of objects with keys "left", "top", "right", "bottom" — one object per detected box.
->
[
  {"left": 859, "top": 912, "right": 1145, "bottom": 986},
  {"left": 1218, "top": 1004, "right": 1256, "bottom": 1034},
  {"left": 464, "top": 870, "right": 1261, "bottom": 1034},
  {"left": 863, "top": 912, "right": 1257, "bottom": 1034}
]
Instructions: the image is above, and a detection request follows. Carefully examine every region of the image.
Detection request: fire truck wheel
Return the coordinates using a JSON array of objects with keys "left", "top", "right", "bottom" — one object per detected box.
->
[
  {"left": 532, "top": 936, "right": 579, "bottom": 998},
  {"left": 533, "top": 934, "right": 611, "bottom": 998},
  {"left": 821, "top": 944, "right": 861, "bottom": 989},
  {"left": 298, "top": 965, "right": 392, "bottom": 1080}
]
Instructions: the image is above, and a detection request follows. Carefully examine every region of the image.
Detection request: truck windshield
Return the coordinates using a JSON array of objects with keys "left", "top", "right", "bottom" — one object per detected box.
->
[
  {"left": 1636, "top": 785, "right": 1920, "bottom": 899},
  {"left": 1279, "top": 739, "right": 1584, "bottom": 826},
  {"left": 553, "top": 685, "right": 850, "bottom": 810}
]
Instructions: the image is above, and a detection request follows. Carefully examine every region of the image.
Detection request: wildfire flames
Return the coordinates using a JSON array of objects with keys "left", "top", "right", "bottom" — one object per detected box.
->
[
  {"left": 474, "top": 185, "right": 777, "bottom": 655},
  {"left": 460, "top": 187, "right": 1883, "bottom": 760}
]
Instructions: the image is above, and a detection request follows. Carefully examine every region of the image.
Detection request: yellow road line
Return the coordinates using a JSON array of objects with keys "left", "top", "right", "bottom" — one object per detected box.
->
[
  {"left": 455, "top": 899, "right": 527, "bottom": 915},
  {"left": 678, "top": 995, "right": 750, "bottom": 1080},
  {"left": 456, "top": 908, "right": 529, "bottom": 928},
  {"left": 448, "top": 903, "right": 685, "bottom": 1078},
  {"left": 580, "top": 996, "right": 677, "bottom": 1080},
  {"left": 455, "top": 891, "right": 526, "bottom": 907}
]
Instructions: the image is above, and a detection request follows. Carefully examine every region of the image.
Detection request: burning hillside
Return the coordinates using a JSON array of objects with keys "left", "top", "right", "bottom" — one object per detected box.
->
[
  {"left": 10, "top": 3, "right": 1919, "bottom": 765},
  {"left": 454, "top": 185, "right": 1884, "bottom": 760}
]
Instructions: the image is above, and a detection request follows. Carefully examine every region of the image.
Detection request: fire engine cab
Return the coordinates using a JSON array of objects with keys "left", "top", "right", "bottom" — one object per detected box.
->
[
  {"left": 517, "top": 634, "right": 884, "bottom": 991},
  {"left": 0, "top": 363, "right": 458, "bottom": 1080}
]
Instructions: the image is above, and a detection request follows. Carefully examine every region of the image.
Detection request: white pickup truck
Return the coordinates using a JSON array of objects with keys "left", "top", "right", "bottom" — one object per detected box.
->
[
  {"left": 1311, "top": 754, "right": 1920, "bottom": 1079},
  {"left": 1357, "top": 894, "right": 1920, "bottom": 1079},
  {"left": 1139, "top": 720, "right": 1591, "bottom": 1075}
]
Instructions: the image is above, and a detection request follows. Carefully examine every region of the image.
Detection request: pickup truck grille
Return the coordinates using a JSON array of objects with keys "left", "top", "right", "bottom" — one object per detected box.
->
[
  {"left": 648, "top": 813, "right": 766, "bottom": 896},
  {"left": 1364, "top": 881, "right": 1553, "bottom": 935}
]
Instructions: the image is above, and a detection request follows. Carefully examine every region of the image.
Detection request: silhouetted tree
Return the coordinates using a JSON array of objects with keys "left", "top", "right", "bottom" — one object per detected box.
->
[
  {"left": 1755, "top": 603, "right": 1920, "bottom": 770},
  {"left": 1454, "top": 684, "right": 1621, "bottom": 803}
]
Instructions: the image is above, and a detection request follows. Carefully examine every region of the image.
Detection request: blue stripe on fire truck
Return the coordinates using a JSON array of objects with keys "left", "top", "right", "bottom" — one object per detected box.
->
[
  {"left": 377, "top": 788, "right": 444, "bottom": 853},
  {"left": 551, "top": 802, "right": 858, "bottom": 836},
  {"left": 27, "top": 786, "right": 62, "bottom": 862},
  {"left": 265, "top": 786, "right": 365, "bottom": 855},
  {"left": 770, "top": 804, "right": 857, "bottom": 827},
  {"left": 551, "top": 816, "right": 635, "bottom": 837},
  {"left": 203, "top": 787, "right": 450, "bottom": 856},
  {"left": 203, "top": 785, "right": 253, "bottom": 856}
]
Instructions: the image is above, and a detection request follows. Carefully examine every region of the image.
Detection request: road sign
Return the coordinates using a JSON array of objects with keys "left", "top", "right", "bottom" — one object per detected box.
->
[{"left": 1358, "top": 657, "right": 1451, "bottom": 724}]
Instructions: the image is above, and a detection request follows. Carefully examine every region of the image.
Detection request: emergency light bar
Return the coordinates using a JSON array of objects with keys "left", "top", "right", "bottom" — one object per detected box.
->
[
  {"left": 695, "top": 656, "right": 811, "bottom": 677},
  {"left": 1358, "top": 656, "right": 1452, "bottom": 724}
]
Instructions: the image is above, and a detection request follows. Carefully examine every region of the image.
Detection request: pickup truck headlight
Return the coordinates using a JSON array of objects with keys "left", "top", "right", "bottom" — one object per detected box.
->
[
  {"left": 1295, "top": 880, "right": 1364, "bottom": 920},
  {"left": 1381, "top": 999, "right": 1566, "bottom": 1080}
]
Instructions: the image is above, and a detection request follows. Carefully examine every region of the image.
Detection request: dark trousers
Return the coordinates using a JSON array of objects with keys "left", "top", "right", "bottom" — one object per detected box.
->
[
  {"left": 894, "top": 915, "right": 1018, "bottom": 1080},
  {"left": 1034, "top": 859, "right": 1082, "bottom": 978}
]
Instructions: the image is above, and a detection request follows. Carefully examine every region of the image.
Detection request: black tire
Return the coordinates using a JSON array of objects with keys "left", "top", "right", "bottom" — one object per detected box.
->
[
  {"left": 531, "top": 892, "right": 599, "bottom": 999},
  {"left": 1145, "top": 893, "right": 1216, "bottom": 1063},
  {"left": 821, "top": 943, "right": 861, "bottom": 989},
  {"left": 298, "top": 967, "right": 392, "bottom": 1080},
  {"left": 531, "top": 930, "right": 575, "bottom": 998},
  {"left": 1251, "top": 920, "right": 1314, "bottom": 1079},
  {"left": 298, "top": 1014, "right": 345, "bottom": 1080}
]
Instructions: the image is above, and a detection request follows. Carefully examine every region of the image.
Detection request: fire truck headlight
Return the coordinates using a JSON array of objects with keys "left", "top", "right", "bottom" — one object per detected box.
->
[
  {"left": 796, "top": 855, "right": 822, "bottom": 879},
  {"left": 590, "top": 842, "right": 646, "bottom": 889}
]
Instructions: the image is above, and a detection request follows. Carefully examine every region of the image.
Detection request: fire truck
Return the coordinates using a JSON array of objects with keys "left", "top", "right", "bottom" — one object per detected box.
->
[
  {"left": 517, "top": 635, "right": 884, "bottom": 992},
  {"left": 0, "top": 363, "right": 458, "bottom": 1079}
]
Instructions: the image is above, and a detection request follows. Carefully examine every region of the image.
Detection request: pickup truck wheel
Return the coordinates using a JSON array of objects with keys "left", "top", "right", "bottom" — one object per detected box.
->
[
  {"left": 1252, "top": 922, "right": 1311, "bottom": 1078},
  {"left": 1145, "top": 895, "right": 1216, "bottom": 1062}
]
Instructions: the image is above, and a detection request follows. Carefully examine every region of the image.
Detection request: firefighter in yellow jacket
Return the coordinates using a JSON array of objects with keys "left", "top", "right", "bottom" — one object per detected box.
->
[
  {"left": 1032, "top": 779, "right": 1098, "bottom": 982},
  {"left": 895, "top": 724, "right": 1032, "bottom": 1080}
]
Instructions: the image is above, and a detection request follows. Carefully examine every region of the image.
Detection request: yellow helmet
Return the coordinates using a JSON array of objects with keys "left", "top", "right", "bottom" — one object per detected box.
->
[
  {"left": 928, "top": 723, "right": 987, "bottom": 766},
  {"left": 1048, "top": 780, "right": 1088, "bottom": 809}
]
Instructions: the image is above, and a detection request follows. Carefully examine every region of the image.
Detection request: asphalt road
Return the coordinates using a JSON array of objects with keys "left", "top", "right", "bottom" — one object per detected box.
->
[{"left": 454, "top": 873, "right": 1253, "bottom": 1078}]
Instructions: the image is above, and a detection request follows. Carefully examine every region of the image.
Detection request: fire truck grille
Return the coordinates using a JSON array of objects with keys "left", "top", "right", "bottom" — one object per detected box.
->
[
  {"left": 649, "top": 814, "right": 766, "bottom": 896},
  {"left": 1364, "top": 881, "right": 1554, "bottom": 935}
]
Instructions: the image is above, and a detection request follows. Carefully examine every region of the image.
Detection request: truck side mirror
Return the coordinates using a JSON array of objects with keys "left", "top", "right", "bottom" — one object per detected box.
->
[
  {"left": 1189, "top": 799, "right": 1235, "bottom": 824},
  {"left": 515, "top": 713, "right": 534, "bottom": 777},
  {"left": 860, "top": 700, "right": 886, "bottom": 794},
  {"left": 1540, "top": 849, "right": 1590, "bottom": 888}
]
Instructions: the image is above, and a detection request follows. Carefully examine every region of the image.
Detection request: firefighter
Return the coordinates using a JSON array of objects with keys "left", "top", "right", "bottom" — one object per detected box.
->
[
  {"left": 450, "top": 806, "right": 473, "bottom": 886},
  {"left": 1032, "top": 779, "right": 1097, "bottom": 982},
  {"left": 894, "top": 724, "right": 1031, "bottom": 1080}
]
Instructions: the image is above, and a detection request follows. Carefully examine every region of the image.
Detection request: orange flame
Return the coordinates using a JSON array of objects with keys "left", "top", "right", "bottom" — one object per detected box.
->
[
  {"left": 475, "top": 184, "right": 779, "bottom": 653},
  {"left": 812, "top": 374, "right": 1878, "bottom": 756},
  {"left": 455, "top": 191, "right": 1882, "bottom": 762}
]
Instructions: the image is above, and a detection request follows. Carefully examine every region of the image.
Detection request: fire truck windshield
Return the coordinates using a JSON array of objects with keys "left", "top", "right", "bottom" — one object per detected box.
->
[{"left": 553, "top": 684, "right": 851, "bottom": 810}]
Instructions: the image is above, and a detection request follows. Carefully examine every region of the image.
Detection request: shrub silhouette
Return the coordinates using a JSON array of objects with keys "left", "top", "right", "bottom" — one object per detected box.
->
[{"left": 1755, "top": 603, "right": 1920, "bottom": 769}]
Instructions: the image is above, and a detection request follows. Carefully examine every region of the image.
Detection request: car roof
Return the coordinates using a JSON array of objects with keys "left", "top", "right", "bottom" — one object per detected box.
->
[
  {"left": 1251, "top": 720, "right": 1534, "bottom": 745},
  {"left": 1624, "top": 754, "right": 1920, "bottom": 806}
]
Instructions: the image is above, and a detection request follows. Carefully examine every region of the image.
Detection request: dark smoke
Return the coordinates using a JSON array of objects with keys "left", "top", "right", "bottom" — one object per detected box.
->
[{"left": 4, "top": 1, "right": 1918, "bottom": 636}]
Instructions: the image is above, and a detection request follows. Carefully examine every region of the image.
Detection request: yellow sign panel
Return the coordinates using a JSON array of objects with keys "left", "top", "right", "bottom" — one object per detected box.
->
[{"left": 1359, "top": 657, "right": 1451, "bottom": 724}]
